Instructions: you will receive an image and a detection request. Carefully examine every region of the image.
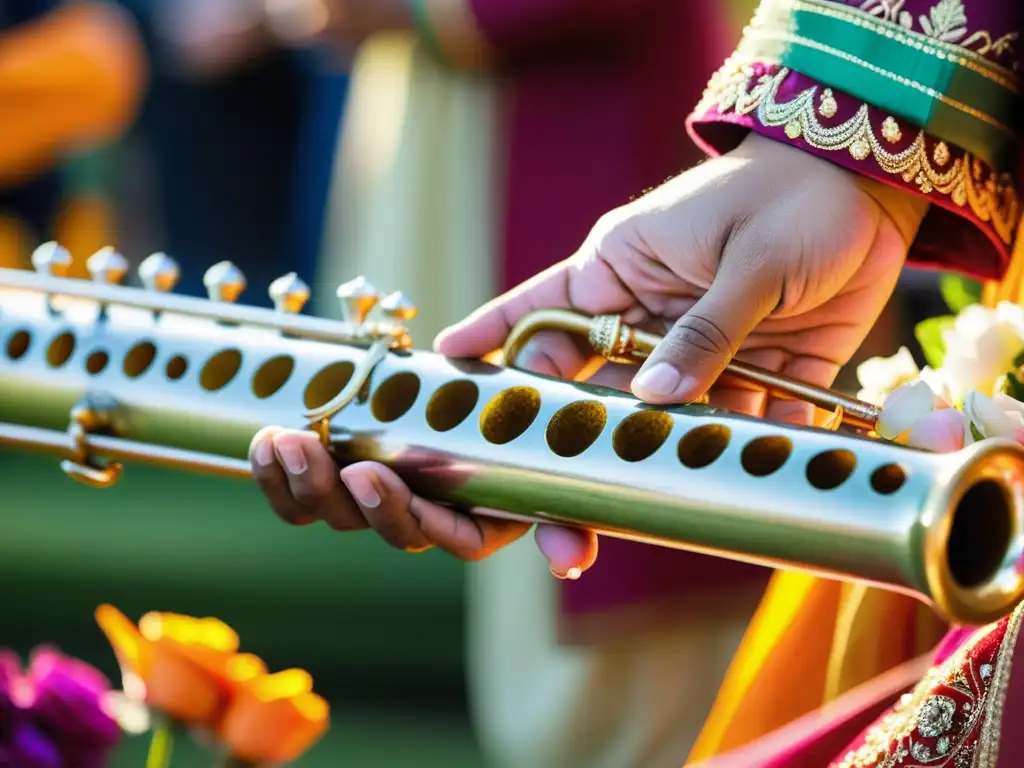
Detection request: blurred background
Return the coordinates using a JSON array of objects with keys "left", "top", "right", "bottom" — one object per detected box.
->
[{"left": 0, "top": 0, "right": 947, "bottom": 765}]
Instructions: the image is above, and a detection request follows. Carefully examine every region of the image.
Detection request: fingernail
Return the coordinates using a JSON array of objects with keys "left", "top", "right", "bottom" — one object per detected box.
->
[
  {"left": 550, "top": 566, "right": 582, "bottom": 581},
  {"left": 341, "top": 473, "right": 381, "bottom": 508},
  {"left": 633, "top": 363, "right": 683, "bottom": 397},
  {"left": 275, "top": 442, "right": 307, "bottom": 475},
  {"left": 253, "top": 437, "right": 274, "bottom": 467}
]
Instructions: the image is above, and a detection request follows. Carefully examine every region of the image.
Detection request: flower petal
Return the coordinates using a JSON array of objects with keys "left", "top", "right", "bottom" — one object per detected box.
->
[
  {"left": 95, "top": 605, "right": 148, "bottom": 678},
  {"left": 907, "top": 408, "right": 965, "bottom": 453},
  {"left": 877, "top": 381, "right": 940, "bottom": 440}
]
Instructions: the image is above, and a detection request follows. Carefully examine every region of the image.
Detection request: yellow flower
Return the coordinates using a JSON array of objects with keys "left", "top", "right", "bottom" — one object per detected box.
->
[
  {"left": 219, "top": 669, "right": 330, "bottom": 764},
  {"left": 941, "top": 302, "right": 1024, "bottom": 403},
  {"left": 95, "top": 605, "right": 265, "bottom": 725}
]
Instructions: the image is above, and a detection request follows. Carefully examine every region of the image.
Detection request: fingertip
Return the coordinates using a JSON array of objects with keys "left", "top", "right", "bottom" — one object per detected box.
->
[
  {"left": 339, "top": 465, "right": 383, "bottom": 509},
  {"left": 535, "top": 525, "right": 598, "bottom": 578},
  {"left": 631, "top": 362, "right": 701, "bottom": 404},
  {"left": 249, "top": 426, "right": 281, "bottom": 467}
]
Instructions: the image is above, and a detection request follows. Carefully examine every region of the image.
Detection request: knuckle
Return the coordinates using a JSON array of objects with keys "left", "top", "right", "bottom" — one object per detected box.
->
[
  {"left": 373, "top": 518, "right": 413, "bottom": 548},
  {"left": 670, "top": 314, "right": 734, "bottom": 357},
  {"left": 324, "top": 514, "right": 361, "bottom": 532},
  {"left": 291, "top": 475, "right": 338, "bottom": 507}
]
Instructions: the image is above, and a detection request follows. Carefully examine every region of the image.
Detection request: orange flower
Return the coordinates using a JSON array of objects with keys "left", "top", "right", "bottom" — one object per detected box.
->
[
  {"left": 94, "top": 605, "right": 265, "bottom": 725},
  {"left": 219, "top": 669, "right": 329, "bottom": 765}
]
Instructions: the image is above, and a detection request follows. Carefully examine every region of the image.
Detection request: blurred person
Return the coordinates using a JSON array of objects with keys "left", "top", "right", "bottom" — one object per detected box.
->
[
  {"left": 111, "top": 0, "right": 342, "bottom": 304},
  {"left": 0, "top": 0, "right": 146, "bottom": 272},
  {"left": 259, "top": 2, "right": 772, "bottom": 766}
]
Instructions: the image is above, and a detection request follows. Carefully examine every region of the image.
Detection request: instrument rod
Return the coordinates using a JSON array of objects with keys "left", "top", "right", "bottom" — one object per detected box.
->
[
  {"left": 0, "top": 268, "right": 374, "bottom": 347},
  {"left": 0, "top": 423, "right": 252, "bottom": 480},
  {"left": 503, "top": 309, "right": 881, "bottom": 429}
]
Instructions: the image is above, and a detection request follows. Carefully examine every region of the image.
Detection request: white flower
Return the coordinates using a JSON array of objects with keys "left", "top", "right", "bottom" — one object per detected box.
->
[
  {"left": 856, "top": 346, "right": 920, "bottom": 405},
  {"left": 918, "top": 366, "right": 957, "bottom": 405},
  {"left": 941, "top": 302, "right": 1024, "bottom": 403},
  {"left": 876, "top": 380, "right": 946, "bottom": 440},
  {"left": 962, "top": 391, "right": 1024, "bottom": 445}
]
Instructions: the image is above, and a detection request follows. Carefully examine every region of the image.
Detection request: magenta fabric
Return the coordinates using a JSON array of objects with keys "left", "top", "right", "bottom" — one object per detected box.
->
[{"left": 464, "top": 0, "right": 775, "bottom": 618}]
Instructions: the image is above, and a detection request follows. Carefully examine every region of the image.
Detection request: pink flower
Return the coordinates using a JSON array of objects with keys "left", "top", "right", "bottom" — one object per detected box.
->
[
  {"left": 906, "top": 408, "right": 966, "bottom": 453},
  {"left": 0, "top": 647, "right": 121, "bottom": 768}
]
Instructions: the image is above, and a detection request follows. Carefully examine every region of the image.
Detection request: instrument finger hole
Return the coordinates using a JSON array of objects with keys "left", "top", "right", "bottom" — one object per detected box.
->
[
  {"left": 547, "top": 401, "right": 607, "bottom": 458},
  {"left": 806, "top": 449, "right": 857, "bottom": 490},
  {"left": 85, "top": 350, "right": 110, "bottom": 376},
  {"left": 480, "top": 387, "right": 541, "bottom": 445},
  {"left": 124, "top": 341, "right": 157, "bottom": 378},
  {"left": 870, "top": 463, "right": 907, "bottom": 495},
  {"left": 740, "top": 436, "right": 791, "bottom": 477},
  {"left": 304, "top": 361, "right": 356, "bottom": 410},
  {"left": 166, "top": 356, "right": 189, "bottom": 381},
  {"left": 371, "top": 372, "right": 421, "bottom": 423},
  {"left": 612, "top": 410, "right": 675, "bottom": 463},
  {"left": 678, "top": 424, "right": 731, "bottom": 469},
  {"left": 252, "top": 355, "right": 295, "bottom": 399},
  {"left": 426, "top": 380, "right": 480, "bottom": 432},
  {"left": 200, "top": 349, "right": 243, "bottom": 392},
  {"left": 5, "top": 330, "right": 30, "bottom": 360},
  {"left": 46, "top": 332, "right": 75, "bottom": 368}
]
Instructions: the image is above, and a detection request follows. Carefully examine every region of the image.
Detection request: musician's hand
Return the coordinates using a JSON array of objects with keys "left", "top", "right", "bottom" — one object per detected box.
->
[
  {"left": 249, "top": 427, "right": 598, "bottom": 578},
  {"left": 437, "top": 132, "right": 929, "bottom": 424}
]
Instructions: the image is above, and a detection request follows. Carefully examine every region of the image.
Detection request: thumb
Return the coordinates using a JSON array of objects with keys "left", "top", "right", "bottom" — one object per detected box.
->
[
  {"left": 534, "top": 525, "right": 598, "bottom": 579},
  {"left": 631, "top": 266, "right": 778, "bottom": 404}
]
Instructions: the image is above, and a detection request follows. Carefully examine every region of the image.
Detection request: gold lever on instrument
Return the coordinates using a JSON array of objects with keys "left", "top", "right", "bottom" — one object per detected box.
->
[{"left": 502, "top": 309, "right": 882, "bottom": 431}]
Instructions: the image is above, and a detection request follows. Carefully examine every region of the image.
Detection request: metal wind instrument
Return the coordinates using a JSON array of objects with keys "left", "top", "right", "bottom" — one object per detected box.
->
[{"left": 2, "top": 245, "right": 1024, "bottom": 627}]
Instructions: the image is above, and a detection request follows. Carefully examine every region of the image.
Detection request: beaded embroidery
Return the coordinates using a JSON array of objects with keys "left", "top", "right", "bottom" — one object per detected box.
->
[
  {"left": 827, "top": 605, "right": 1023, "bottom": 767},
  {"left": 696, "top": 62, "right": 1021, "bottom": 247}
]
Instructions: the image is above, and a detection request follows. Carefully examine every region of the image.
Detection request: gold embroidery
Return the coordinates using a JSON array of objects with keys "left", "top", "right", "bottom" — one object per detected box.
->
[
  {"left": 882, "top": 117, "right": 902, "bottom": 143},
  {"left": 697, "top": 63, "right": 1020, "bottom": 247},
  {"left": 918, "top": 0, "right": 967, "bottom": 44},
  {"left": 775, "top": 0, "right": 1019, "bottom": 89},
  {"left": 972, "top": 604, "right": 1024, "bottom": 768},
  {"left": 860, "top": 0, "right": 1017, "bottom": 62},
  {"left": 820, "top": 88, "right": 839, "bottom": 117},
  {"left": 742, "top": 26, "right": 1014, "bottom": 131},
  {"left": 960, "top": 31, "right": 1018, "bottom": 61}
]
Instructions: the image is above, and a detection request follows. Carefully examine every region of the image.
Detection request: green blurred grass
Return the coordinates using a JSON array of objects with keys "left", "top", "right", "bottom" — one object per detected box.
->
[
  {"left": 111, "top": 710, "right": 481, "bottom": 767},
  {"left": 0, "top": 452, "right": 484, "bottom": 765}
]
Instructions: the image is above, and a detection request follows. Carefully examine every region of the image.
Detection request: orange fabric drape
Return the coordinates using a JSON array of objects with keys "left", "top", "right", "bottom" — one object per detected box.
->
[{"left": 0, "top": 1, "right": 146, "bottom": 188}]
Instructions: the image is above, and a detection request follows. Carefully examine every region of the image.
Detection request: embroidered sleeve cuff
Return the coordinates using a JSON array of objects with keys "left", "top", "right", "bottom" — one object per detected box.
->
[{"left": 687, "top": 62, "right": 1021, "bottom": 282}]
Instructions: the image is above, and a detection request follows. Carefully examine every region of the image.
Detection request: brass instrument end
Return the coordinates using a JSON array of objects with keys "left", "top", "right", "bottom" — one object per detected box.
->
[{"left": 923, "top": 438, "right": 1024, "bottom": 626}]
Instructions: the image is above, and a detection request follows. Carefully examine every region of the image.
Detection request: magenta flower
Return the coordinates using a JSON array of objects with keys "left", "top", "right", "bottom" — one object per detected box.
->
[{"left": 0, "top": 646, "right": 121, "bottom": 768}]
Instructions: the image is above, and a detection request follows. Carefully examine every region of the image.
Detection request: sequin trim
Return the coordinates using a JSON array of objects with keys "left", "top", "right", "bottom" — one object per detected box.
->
[{"left": 825, "top": 605, "right": 1023, "bottom": 767}]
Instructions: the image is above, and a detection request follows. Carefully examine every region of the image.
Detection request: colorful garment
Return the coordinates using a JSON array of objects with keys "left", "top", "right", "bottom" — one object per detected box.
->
[{"left": 683, "top": 1, "right": 1023, "bottom": 765}]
